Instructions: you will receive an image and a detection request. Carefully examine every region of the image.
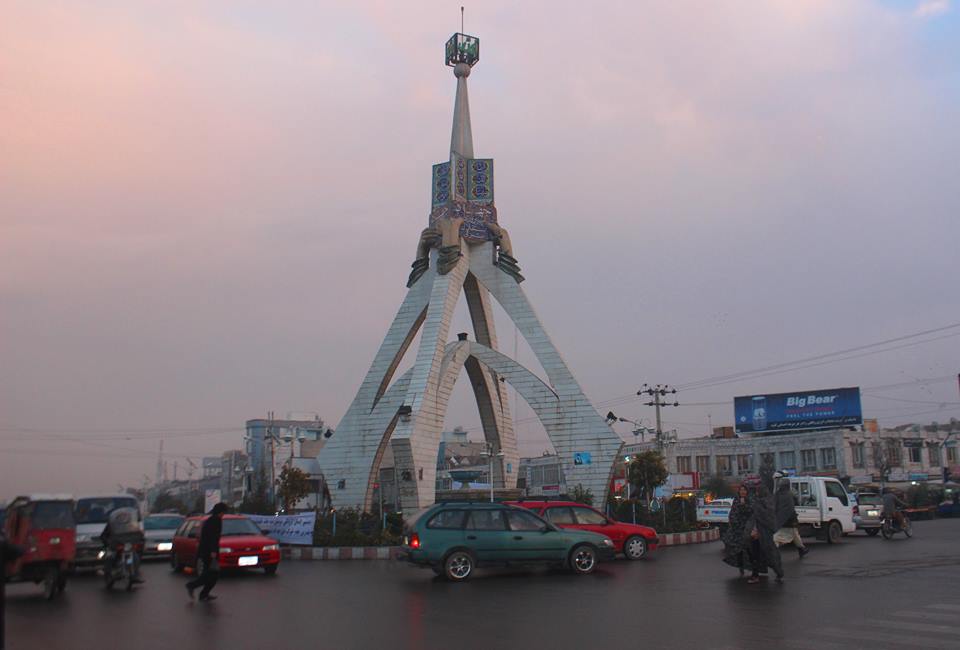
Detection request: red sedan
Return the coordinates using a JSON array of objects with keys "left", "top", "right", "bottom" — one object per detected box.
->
[
  {"left": 508, "top": 501, "right": 658, "bottom": 560},
  {"left": 171, "top": 514, "right": 281, "bottom": 575}
]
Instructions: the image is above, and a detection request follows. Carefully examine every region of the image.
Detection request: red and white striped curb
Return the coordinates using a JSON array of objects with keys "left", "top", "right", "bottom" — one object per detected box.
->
[
  {"left": 281, "top": 528, "right": 719, "bottom": 560},
  {"left": 657, "top": 528, "right": 720, "bottom": 547},
  {"left": 281, "top": 546, "right": 402, "bottom": 561}
]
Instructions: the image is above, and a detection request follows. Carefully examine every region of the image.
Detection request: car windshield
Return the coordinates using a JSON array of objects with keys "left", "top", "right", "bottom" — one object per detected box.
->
[
  {"left": 145, "top": 515, "right": 184, "bottom": 530},
  {"left": 75, "top": 498, "right": 139, "bottom": 524},
  {"left": 31, "top": 502, "right": 75, "bottom": 529},
  {"left": 858, "top": 495, "right": 881, "bottom": 505},
  {"left": 221, "top": 518, "right": 262, "bottom": 536}
]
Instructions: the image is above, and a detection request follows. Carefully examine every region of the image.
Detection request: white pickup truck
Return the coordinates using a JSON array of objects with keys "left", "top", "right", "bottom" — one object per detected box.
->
[
  {"left": 696, "top": 498, "right": 733, "bottom": 530},
  {"left": 789, "top": 475, "right": 856, "bottom": 543}
]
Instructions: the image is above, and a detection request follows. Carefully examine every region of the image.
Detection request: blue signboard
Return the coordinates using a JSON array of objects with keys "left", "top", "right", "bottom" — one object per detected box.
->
[{"left": 734, "top": 387, "right": 862, "bottom": 434}]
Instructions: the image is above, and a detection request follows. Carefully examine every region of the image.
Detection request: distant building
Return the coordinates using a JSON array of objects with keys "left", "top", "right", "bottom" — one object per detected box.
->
[
  {"left": 516, "top": 421, "right": 960, "bottom": 497},
  {"left": 219, "top": 450, "right": 248, "bottom": 508},
  {"left": 245, "top": 417, "right": 327, "bottom": 504}
]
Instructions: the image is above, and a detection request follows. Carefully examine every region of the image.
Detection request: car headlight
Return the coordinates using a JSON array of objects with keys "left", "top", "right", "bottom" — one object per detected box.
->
[
  {"left": 262, "top": 544, "right": 279, "bottom": 551},
  {"left": 601, "top": 538, "right": 614, "bottom": 547},
  {"left": 96, "top": 550, "right": 106, "bottom": 560},
  {"left": 220, "top": 547, "right": 233, "bottom": 554},
  {"left": 157, "top": 542, "right": 173, "bottom": 552}
]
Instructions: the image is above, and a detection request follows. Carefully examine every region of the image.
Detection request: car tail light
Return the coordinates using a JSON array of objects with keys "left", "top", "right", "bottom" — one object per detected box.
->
[
  {"left": 409, "top": 533, "right": 420, "bottom": 549},
  {"left": 853, "top": 505, "right": 859, "bottom": 516}
]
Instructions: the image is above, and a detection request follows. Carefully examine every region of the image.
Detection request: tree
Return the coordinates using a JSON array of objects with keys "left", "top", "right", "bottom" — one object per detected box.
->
[
  {"left": 570, "top": 484, "right": 594, "bottom": 506},
  {"left": 276, "top": 466, "right": 312, "bottom": 511},
  {"left": 240, "top": 467, "right": 274, "bottom": 515},
  {"left": 628, "top": 451, "right": 668, "bottom": 503},
  {"left": 151, "top": 491, "right": 188, "bottom": 514},
  {"left": 701, "top": 475, "right": 735, "bottom": 499}
]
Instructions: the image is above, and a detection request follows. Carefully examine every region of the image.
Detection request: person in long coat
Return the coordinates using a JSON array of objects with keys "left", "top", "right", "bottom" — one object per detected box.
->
[
  {"left": 748, "top": 484, "right": 784, "bottom": 584},
  {"left": 186, "top": 503, "right": 227, "bottom": 602},
  {"left": 773, "top": 475, "right": 808, "bottom": 558},
  {"left": 722, "top": 485, "right": 754, "bottom": 577}
]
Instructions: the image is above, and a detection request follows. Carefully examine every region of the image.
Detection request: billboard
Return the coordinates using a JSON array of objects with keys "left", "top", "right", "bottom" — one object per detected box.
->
[{"left": 734, "top": 387, "right": 862, "bottom": 434}]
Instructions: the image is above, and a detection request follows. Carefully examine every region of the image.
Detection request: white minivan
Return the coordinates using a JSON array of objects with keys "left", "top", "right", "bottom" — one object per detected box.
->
[{"left": 788, "top": 476, "right": 856, "bottom": 544}]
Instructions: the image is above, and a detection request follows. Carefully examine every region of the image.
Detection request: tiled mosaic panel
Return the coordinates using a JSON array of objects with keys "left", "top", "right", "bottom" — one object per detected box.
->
[
  {"left": 431, "top": 162, "right": 450, "bottom": 207},
  {"left": 453, "top": 154, "right": 468, "bottom": 202},
  {"left": 429, "top": 203, "right": 498, "bottom": 242},
  {"left": 467, "top": 159, "right": 494, "bottom": 204}
]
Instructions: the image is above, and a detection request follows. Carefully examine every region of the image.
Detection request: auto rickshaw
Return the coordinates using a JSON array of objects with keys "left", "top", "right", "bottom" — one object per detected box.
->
[{"left": 2, "top": 495, "right": 76, "bottom": 600}]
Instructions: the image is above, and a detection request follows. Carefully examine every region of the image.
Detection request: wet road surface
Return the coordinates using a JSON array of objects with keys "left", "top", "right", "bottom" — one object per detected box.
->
[{"left": 5, "top": 519, "right": 960, "bottom": 650}]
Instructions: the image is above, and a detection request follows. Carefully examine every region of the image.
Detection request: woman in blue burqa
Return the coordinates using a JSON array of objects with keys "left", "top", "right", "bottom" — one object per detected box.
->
[
  {"left": 721, "top": 484, "right": 754, "bottom": 577},
  {"left": 747, "top": 483, "right": 784, "bottom": 584}
]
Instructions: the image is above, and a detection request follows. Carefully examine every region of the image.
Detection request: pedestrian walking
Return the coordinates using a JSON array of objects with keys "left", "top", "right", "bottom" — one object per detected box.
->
[
  {"left": 1, "top": 532, "right": 25, "bottom": 650},
  {"left": 773, "top": 473, "right": 808, "bottom": 558},
  {"left": 722, "top": 485, "right": 754, "bottom": 577},
  {"left": 186, "top": 503, "right": 227, "bottom": 602},
  {"left": 747, "top": 484, "right": 784, "bottom": 584}
]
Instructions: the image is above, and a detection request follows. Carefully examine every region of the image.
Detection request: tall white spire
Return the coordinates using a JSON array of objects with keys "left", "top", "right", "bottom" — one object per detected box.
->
[{"left": 450, "top": 63, "right": 474, "bottom": 159}]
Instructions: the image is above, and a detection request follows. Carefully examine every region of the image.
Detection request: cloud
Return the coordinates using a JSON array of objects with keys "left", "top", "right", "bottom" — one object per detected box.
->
[{"left": 915, "top": 0, "right": 951, "bottom": 17}]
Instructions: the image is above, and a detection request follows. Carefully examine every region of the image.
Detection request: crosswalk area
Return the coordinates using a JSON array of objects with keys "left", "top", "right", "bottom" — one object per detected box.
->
[{"left": 784, "top": 602, "right": 960, "bottom": 650}]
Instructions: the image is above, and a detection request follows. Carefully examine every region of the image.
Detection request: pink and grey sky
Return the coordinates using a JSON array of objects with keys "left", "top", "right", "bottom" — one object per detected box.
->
[{"left": 2, "top": 1, "right": 958, "bottom": 495}]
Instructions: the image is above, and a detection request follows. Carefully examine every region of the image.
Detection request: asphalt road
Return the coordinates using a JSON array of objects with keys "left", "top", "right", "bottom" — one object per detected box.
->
[{"left": 5, "top": 519, "right": 960, "bottom": 650}]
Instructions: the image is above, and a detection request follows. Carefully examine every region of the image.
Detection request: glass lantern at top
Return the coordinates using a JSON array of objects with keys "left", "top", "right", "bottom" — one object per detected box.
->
[{"left": 445, "top": 33, "right": 479, "bottom": 67}]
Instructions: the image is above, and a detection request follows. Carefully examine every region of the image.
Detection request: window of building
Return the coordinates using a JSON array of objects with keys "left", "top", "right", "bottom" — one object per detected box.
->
[
  {"left": 801, "top": 449, "right": 817, "bottom": 471},
  {"left": 821, "top": 448, "right": 837, "bottom": 469},
  {"left": 543, "top": 465, "right": 560, "bottom": 485},
  {"left": 947, "top": 446, "right": 958, "bottom": 464},
  {"left": 907, "top": 443, "right": 922, "bottom": 464},
  {"left": 676, "top": 456, "right": 692, "bottom": 473},
  {"left": 696, "top": 456, "right": 711, "bottom": 475},
  {"left": 851, "top": 443, "right": 865, "bottom": 469},
  {"left": 779, "top": 451, "right": 796, "bottom": 470},
  {"left": 760, "top": 453, "right": 775, "bottom": 470},
  {"left": 885, "top": 440, "right": 902, "bottom": 467},
  {"left": 928, "top": 445, "right": 941, "bottom": 467},
  {"left": 737, "top": 454, "right": 753, "bottom": 475},
  {"left": 530, "top": 466, "right": 544, "bottom": 486},
  {"left": 716, "top": 455, "right": 733, "bottom": 476}
]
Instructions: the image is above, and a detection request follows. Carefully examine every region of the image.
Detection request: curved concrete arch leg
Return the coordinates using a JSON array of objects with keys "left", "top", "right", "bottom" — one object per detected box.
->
[{"left": 467, "top": 243, "right": 622, "bottom": 504}]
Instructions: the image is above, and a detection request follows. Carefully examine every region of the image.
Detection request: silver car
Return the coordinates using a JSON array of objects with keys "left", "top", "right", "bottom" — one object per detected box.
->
[
  {"left": 142, "top": 514, "right": 185, "bottom": 558},
  {"left": 855, "top": 492, "right": 883, "bottom": 536}
]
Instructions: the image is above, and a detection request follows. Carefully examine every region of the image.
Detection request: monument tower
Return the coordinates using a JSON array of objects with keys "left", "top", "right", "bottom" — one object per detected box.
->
[{"left": 316, "top": 32, "right": 624, "bottom": 515}]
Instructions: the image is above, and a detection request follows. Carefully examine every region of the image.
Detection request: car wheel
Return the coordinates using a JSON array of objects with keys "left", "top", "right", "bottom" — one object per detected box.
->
[
  {"left": 826, "top": 520, "right": 842, "bottom": 544},
  {"left": 624, "top": 536, "right": 647, "bottom": 560},
  {"left": 42, "top": 568, "right": 59, "bottom": 601},
  {"left": 569, "top": 544, "right": 598, "bottom": 575},
  {"left": 264, "top": 565, "right": 278, "bottom": 576},
  {"left": 443, "top": 550, "right": 474, "bottom": 582},
  {"left": 865, "top": 528, "right": 880, "bottom": 537}
]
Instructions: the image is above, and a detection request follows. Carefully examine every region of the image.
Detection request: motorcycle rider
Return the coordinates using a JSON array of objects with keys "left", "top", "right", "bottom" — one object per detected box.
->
[
  {"left": 881, "top": 488, "right": 907, "bottom": 529},
  {"left": 99, "top": 506, "right": 145, "bottom": 584}
]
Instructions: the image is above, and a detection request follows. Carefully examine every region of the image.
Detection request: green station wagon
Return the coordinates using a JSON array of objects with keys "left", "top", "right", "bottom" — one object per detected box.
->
[{"left": 399, "top": 502, "right": 616, "bottom": 581}]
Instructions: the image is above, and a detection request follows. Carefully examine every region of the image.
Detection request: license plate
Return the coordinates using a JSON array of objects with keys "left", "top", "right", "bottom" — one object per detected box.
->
[
  {"left": 238, "top": 556, "right": 259, "bottom": 566},
  {"left": 157, "top": 542, "right": 173, "bottom": 552}
]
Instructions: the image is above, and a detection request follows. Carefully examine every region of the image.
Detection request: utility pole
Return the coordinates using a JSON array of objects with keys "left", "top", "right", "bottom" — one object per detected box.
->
[
  {"left": 638, "top": 383, "right": 679, "bottom": 454},
  {"left": 268, "top": 411, "right": 276, "bottom": 511}
]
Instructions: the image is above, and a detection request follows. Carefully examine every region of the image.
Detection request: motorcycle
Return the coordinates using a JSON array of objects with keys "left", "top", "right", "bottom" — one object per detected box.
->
[
  {"left": 880, "top": 513, "right": 912, "bottom": 540},
  {"left": 101, "top": 541, "right": 141, "bottom": 591}
]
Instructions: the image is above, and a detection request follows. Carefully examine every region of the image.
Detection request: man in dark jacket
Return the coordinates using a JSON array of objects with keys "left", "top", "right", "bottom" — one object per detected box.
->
[
  {"left": 2, "top": 532, "right": 25, "bottom": 650},
  {"left": 186, "top": 503, "right": 227, "bottom": 602},
  {"left": 773, "top": 475, "right": 808, "bottom": 558}
]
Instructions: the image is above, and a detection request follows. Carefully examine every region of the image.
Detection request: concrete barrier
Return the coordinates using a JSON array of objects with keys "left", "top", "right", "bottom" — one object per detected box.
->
[
  {"left": 281, "top": 528, "right": 719, "bottom": 560},
  {"left": 657, "top": 527, "right": 720, "bottom": 547}
]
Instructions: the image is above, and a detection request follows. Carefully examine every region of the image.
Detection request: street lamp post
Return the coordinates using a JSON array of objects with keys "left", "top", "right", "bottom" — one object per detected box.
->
[{"left": 480, "top": 443, "right": 504, "bottom": 503}]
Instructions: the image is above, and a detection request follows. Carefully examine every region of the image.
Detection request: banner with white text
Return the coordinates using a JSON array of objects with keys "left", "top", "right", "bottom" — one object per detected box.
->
[{"left": 244, "top": 512, "right": 316, "bottom": 545}]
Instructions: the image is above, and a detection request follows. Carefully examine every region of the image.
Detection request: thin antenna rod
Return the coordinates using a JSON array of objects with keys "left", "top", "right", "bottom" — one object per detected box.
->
[{"left": 461, "top": 6, "right": 464, "bottom": 33}]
